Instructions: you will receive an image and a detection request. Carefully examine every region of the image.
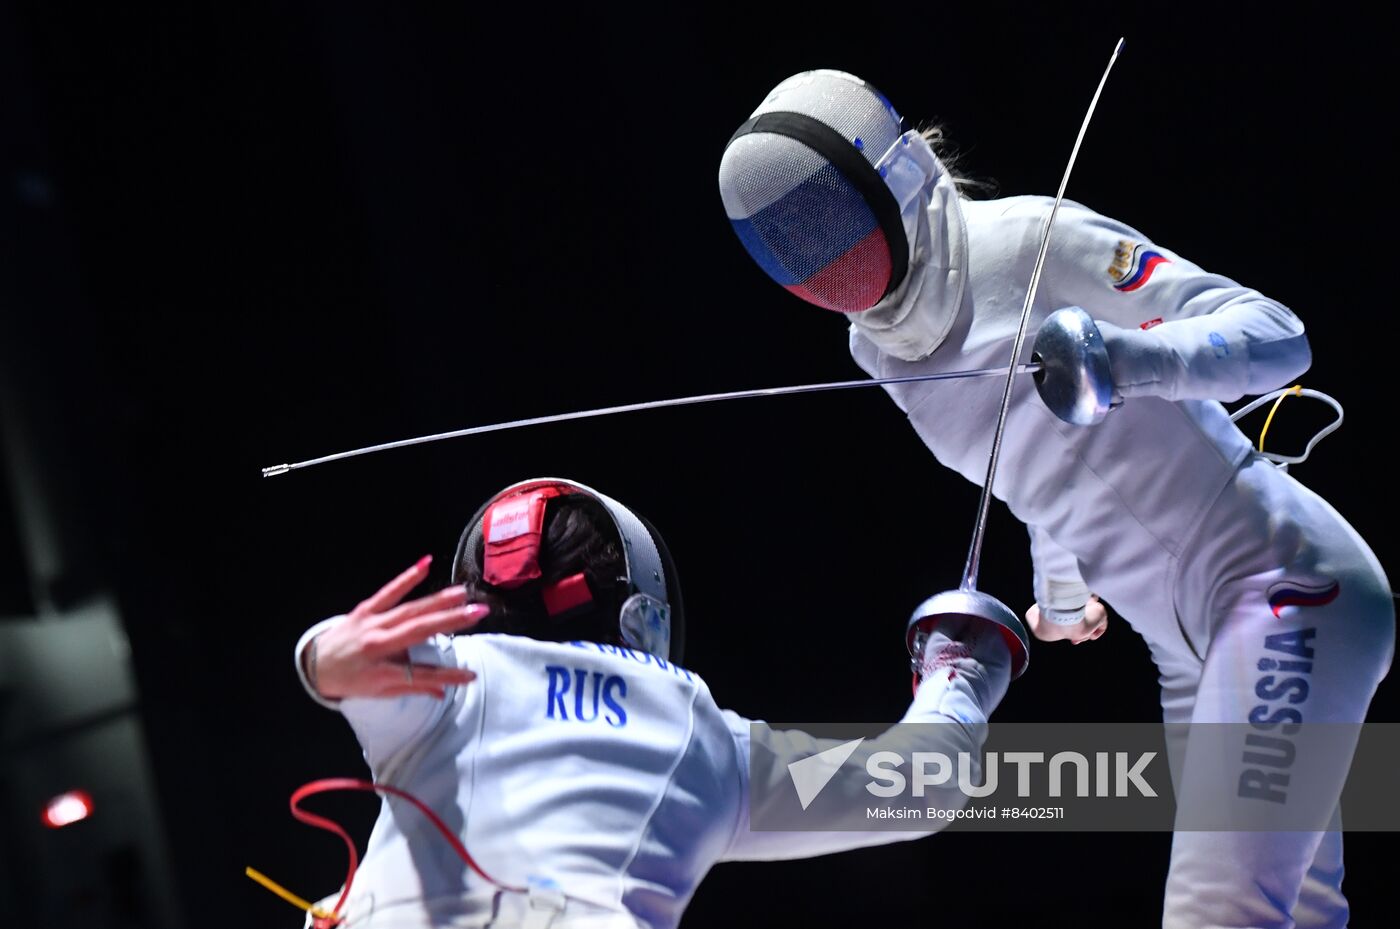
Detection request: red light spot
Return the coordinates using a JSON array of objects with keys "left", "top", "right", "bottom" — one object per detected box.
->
[{"left": 41, "top": 790, "right": 94, "bottom": 829}]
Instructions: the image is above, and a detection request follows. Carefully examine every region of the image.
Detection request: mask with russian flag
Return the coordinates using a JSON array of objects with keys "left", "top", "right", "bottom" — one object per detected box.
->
[{"left": 720, "top": 70, "right": 932, "bottom": 313}]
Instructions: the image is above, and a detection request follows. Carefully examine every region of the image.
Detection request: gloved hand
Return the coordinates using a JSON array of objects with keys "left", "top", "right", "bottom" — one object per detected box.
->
[
  {"left": 916, "top": 615, "right": 1012, "bottom": 710},
  {"left": 1025, "top": 594, "right": 1108, "bottom": 645},
  {"left": 1095, "top": 319, "right": 1173, "bottom": 402}
]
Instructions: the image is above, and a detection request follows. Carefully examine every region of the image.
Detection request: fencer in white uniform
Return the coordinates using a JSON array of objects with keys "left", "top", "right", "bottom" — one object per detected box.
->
[
  {"left": 294, "top": 478, "right": 1016, "bottom": 929},
  {"left": 719, "top": 70, "right": 1395, "bottom": 928}
]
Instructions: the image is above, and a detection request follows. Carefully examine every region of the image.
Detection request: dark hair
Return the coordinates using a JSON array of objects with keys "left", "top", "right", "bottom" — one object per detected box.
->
[{"left": 453, "top": 495, "right": 630, "bottom": 646}]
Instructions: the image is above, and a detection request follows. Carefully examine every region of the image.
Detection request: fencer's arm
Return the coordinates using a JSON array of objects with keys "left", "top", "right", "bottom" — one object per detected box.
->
[
  {"left": 1051, "top": 203, "right": 1310, "bottom": 402},
  {"left": 718, "top": 624, "right": 1011, "bottom": 862},
  {"left": 295, "top": 618, "right": 461, "bottom": 770},
  {"left": 1028, "top": 523, "right": 1092, "bottom": 622}
]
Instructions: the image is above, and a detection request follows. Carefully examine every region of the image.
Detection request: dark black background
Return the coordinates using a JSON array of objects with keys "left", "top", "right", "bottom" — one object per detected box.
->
[{"left": 3, "top": 3, "right": 1395, "bottom": 926}]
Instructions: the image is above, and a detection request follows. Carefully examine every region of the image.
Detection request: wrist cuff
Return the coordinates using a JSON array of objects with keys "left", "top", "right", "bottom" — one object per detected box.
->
[
  {"left": 1041, "top": 605, "right": 1088, "bottom": 626},
  {"left": 296, "top": 616, "right": 348, "bottom": 710}
]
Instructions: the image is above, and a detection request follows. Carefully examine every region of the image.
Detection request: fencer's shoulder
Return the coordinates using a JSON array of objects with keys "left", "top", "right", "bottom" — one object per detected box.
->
[
  {"left": 961, "top": 195, "right": 1062, "bottom": 266},
  {"left": 963, "top": 194, "right": 1110, "bottom": 229},
  {"left": 716, "top": 707, "right": 751, "bottom": 743},
  {"left": 450, "top": 631, "right": 652, "bottom": 660},
  {"left": 452, "top": 634, "right": 709, "bottom": 695},
  {"left": 965, "top": 196, "right": 1157, "bottom": 269},
  {"left": 962, "top": 196, "right": 1056, "bottom": 256},
  {"left": 440, "top": 632, "right": 585, "bottom": 670},
  {"left": 442, "top": 630, "right": 507, "bottom": 661},
  {"left": 963, "top": 193, "right": 1055, "bottom": 221}
]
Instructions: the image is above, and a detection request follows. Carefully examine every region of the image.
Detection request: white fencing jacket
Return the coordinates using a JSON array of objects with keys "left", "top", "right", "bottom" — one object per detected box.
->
[
  {"left": 849, "top": 195, "right": 1310, "bottom": 658},
  {"left": 295, "top": 625, "right": 1003, "bottom": 928}
]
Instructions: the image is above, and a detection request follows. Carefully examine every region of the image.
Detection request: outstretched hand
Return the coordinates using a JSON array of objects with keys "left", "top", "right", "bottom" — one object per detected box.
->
[
  {"left": 308, "top": 555, "right": 488, "bottom": 699},
  {"left": 1025, "top": 595, "right": 1108, "bottom": 645}
]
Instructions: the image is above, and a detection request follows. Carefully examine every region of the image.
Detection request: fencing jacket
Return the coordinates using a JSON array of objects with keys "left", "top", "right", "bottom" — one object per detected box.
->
[
  {"left": 849, "top": 195, "right": 1310, "bottom": 662},
  {"left": 295, "top": 624, "right": 1002, "bottom": 928}
]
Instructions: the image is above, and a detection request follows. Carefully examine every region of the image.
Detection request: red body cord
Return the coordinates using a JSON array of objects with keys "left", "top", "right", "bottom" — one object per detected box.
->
[{"left": 290, "top": 778, "right": 525, "bottom": 923}]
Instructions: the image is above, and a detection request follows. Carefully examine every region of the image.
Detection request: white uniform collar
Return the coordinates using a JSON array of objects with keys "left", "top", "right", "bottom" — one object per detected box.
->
[{"left": 849, "top": 159, "right": 968, "bottom": 361}]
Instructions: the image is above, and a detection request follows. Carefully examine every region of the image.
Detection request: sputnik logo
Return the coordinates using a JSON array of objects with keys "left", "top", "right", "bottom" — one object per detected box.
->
[{"left": 788, "top": 738, "right": 865, "bottom": 810}]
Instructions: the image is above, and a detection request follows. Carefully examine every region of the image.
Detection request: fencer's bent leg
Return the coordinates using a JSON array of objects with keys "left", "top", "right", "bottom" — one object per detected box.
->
[
  {"left": 1290, "top": 820, "right": 1348, "bottom": 929},
  {"left": 1162, "top": 459, "right": 1394, "bottom": 929}
]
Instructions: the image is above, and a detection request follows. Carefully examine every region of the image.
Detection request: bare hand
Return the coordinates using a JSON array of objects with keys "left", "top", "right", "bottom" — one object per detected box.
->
[
  {"left": 309, "top": 555, "right": 488, "bottom": 699},
  {"left": 1025, "top": 595, "right": 1108, "bottom": 645}
]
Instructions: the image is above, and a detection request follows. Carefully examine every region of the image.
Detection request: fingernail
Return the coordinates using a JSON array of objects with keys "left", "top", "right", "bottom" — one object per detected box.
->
[
  {"left": 444, "top": 584, "right": 467, "bottom": 597},
  {"left": 465, "top": 603, "right": 490, "bottom": 617},
  {"left": 416, "top": 555, "right": 433, "bottom": 572}
]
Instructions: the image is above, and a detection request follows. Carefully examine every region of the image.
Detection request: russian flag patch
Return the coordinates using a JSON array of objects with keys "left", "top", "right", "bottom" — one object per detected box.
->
[{"left": 1108, "top": 239, "right": 1171, "bottom": 292}]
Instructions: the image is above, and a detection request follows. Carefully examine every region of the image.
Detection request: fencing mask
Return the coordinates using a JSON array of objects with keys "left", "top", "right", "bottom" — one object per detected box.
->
[{"left": 719, "top": 69, "right": 968, "bottom": 360}]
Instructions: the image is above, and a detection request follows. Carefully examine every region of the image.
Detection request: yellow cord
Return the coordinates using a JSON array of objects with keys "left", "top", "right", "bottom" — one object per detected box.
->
[
  {"left": 245, "top": 866, "right": 336, "bottom": 920},
  {"left": 1259, "top": 385, "right": 1303, "bottom": 453}
]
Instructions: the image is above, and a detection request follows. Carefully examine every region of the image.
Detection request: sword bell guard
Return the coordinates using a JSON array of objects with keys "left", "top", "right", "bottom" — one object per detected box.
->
[{"left": 1032, "top": 307, "right": 1114, "bottom": 427}]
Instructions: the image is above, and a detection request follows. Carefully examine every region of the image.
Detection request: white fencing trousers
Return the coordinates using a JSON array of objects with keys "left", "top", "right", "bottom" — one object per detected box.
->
[{"left": 1156, "top": 457, "right": 1394, "bottom": 928}]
